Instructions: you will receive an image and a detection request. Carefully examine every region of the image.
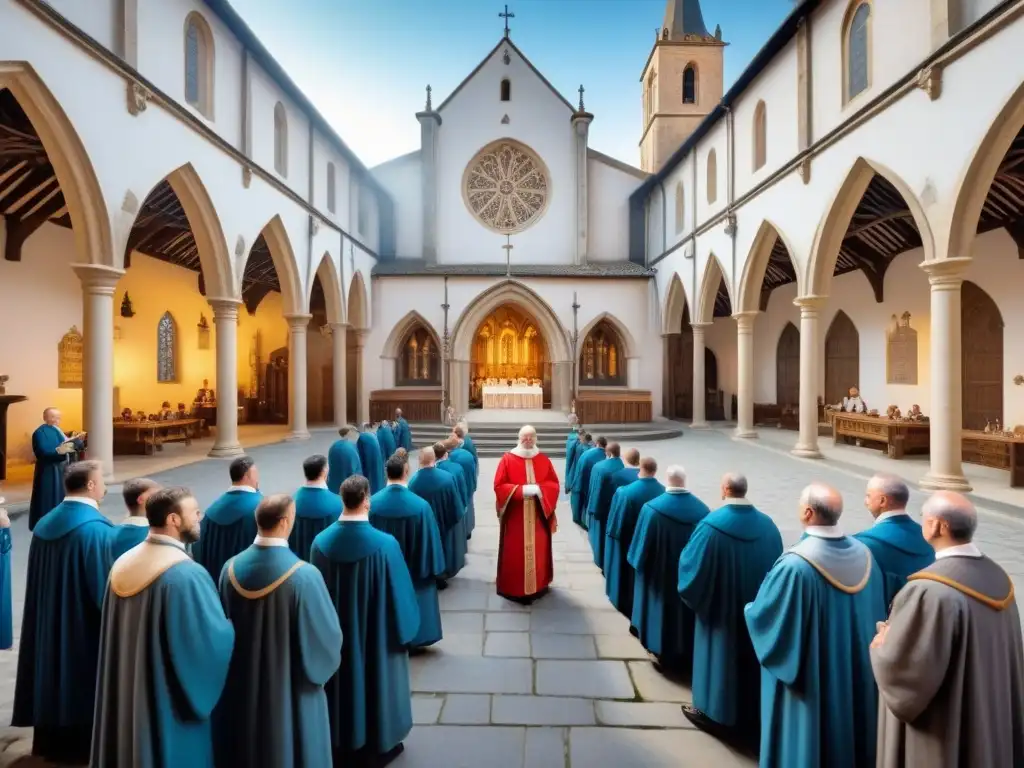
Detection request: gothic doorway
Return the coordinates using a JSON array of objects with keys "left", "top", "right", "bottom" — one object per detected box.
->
[
  {"left": 468, "top": 304, "right": 549, "bottom": 408},
  {"left": 776, "top": 322, "right": 800, "bottom": 407},
  {"left": 824, "top": 310, "right": 859, "bottom": 407},
  {"left": 961, "top": 280, "right": 1004, "bottom": 430},
  {"left": 666, "top": 305, "right": 694, "bottom": 419}
]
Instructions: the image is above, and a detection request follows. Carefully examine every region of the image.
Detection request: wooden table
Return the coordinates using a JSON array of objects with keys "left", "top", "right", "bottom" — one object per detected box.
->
[
  {"left": 832, "top": 412, "right": 930, "bottom": 459},
  {"left": 961, "top": 430, "right": 1024, "bottom": 488},
  {"left": 113, "top": 418, "right": 204, "bottom": 455}
]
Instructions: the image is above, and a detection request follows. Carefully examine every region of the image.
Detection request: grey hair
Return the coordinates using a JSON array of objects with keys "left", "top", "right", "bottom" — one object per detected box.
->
[
  {"left": 665, "top": 465, "right": 686, "bottom": 488},
  {"left": 868, "top": 474, "right": 910, "bottom": 509},
  {"left": 518, "top": 424, "right": 537, "bottom": 439},
  {"left": 923, "top": 491, "right": 977, "bottom": 543},
  {"left": 722, "top": 472, "right": 748, "bottom": 498},
  {"left": 800, "top": 483, "right": 843, "bottom": 526}
]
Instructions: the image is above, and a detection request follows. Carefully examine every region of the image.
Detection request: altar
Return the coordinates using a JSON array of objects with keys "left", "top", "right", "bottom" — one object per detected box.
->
[{"left": 482, "top": 385, "right": 543, "bottom": 410}]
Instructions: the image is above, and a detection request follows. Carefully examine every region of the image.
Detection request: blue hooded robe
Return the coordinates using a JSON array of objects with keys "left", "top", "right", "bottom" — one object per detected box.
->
[
  {"left": 408, "top": 466, "right": 466, "bottom": 578},
  {"left": 369, "top": 484, "right": 446, "bottom": 647},
  {"left": 744, "top": 534, "right": 887, "bottom": 768},
  {"left": 394, "top": 417, "right": 413, "bottom": 452},
  {"left": 564, "top": 432, "right": 581, "bottom": 486},
  {"left": 0, "top": 525, "right": 11, "bottom": 650},
  {"left": 853, "top": 514, "right": 935, "bottom": 606},
  {"left": 677, "top": 500, "right": 781, "bottom": 731},
  {"left": 461, "top": 433, "right": 479, "bottom": 474},
  {"left": 289, "top": 485, "right": 342, "bottom": 560},
  {"left": 327, "top": 438, "right": 362, "bottom": 494},
  {"left": 570, "top": 446, "right": 604, "bottom": 529},
  {"left": 28, "top": 424, "right": 83, "bottom": 530},
  {"left": 194, "top": 487, "right": 261, "bottom": 584},
  {"left": 356, "top": 432, "right": 386, "bottom": 495},
  {"left": 449, "top": 445, "right": 477, "bottom": 537},
  {"left": 377, "top": 424, "right": 397, "bottom": 463},
  {"left": 311, "top": 520, "right": 420, "bottom": 761},
  {"left": 603, "top": 477, "right": 665, "bottom": 620},
  {"left": 585, "top": 456, "right": 626, "bottom": 567}
]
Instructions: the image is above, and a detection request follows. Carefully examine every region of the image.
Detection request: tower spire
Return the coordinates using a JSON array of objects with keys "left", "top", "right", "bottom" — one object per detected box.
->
[{"left": 662, "top": 0, "right": 710, "bottom": 40}]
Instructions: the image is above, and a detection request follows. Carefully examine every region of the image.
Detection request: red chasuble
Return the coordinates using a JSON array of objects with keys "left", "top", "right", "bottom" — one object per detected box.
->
[{"left": 494, "top": 449, "right": 560, "bottom": 598}]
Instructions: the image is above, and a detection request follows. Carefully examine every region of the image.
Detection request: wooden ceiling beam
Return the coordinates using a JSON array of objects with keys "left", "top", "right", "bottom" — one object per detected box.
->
[
  {"left": 1004, "top": 219, "right": 1024, "bottom": 258},
  {"left": 4, "top": 193, "right": 67, "bottom": 261},
  {"left": 243, "top": 283, "right": 274, "bottom": 315},
  {"left": 0, "top": 165, "right": 50, "bottom": 210}
]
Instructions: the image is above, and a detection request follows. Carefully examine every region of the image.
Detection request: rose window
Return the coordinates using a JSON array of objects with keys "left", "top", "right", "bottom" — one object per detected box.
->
[{"left": 462, "top": 141, "right": 550, "bottom": 233}]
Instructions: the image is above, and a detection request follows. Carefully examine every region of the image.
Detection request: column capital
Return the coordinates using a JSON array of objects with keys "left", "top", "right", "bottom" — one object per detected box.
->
[
  {"left": 72, "top": 263, "right": 124, "bottom": 294},
  {"left": 207, "top": 297, "right": 242, "bottom": 319},
  {"left": 329, "top": 321, "right": 350, "bottom": 331},
  {"left": 284, "top": 313, "right": 313, "bottom": 329},
  {"left": 793, "top": 295, "right": 828, "bottom": 312},
  {"left": 690, "top": 322, "right": 712, "bottom": 331},
  {"left": 920, "top": 256, "right": 972, "bottom": 286},
  {"left": 732, "top": 311, "right": 757, "bottom": 330}
]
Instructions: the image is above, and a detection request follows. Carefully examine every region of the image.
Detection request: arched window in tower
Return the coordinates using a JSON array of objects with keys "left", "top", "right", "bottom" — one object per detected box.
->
[
  {"left": 398, "top": 324, "right": 440, "bottom": 385},
  {"left": 674, "top": 182, "right": 685, "bottom": 234},
  {"left": 682, "top": 65, "right": 697, "bottom": 105},
  {"left": 844, "top": 1, "right": 872, "bottom": 102},
  {"left": 579, "top": 320, "right": 626, "bottom": 386},
  {"left": 274, "top": 102, "right": 288, "bottom": 177},
  {"left": 752, "top": 100, "right": 767, "bottom": 171},
  {"left": 706, "top": 149, "right": 718, "bottom": 204},
  {"left": 326, "top": 162, "right": 336, "bottom": 213},
  {"left": 157, "top": 312, "right": 178, "bottom": 383},
  {"left": 500, "top": 78, "right": 511, "bottom": 101},
  {"left": 184, "top": 13, "right": 214, "bottom": 118}
]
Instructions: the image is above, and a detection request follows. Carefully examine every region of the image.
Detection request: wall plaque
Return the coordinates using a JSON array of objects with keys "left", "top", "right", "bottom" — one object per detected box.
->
[
  {"left": 886, "top": 312, "right": 918, "bottom": 385},
  {"left": 58, "top": 326, "right": 84, "bottom": 389}
]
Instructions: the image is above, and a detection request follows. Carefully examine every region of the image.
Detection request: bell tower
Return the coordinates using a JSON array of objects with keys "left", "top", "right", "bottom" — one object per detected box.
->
[{"left": 640, "top": 0, "right": 726, "bottom": 173}]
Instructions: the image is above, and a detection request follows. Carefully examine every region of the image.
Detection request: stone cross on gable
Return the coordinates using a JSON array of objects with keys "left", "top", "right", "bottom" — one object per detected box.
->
[
  {"left": 502, "top": 234, "right": 513, "bottom": 277},
  {"left": 500, "top": 4, "right": 514, "bottom": 37},
  {"left": 578, "top": 85, "right": 585, "bottom": 112}
]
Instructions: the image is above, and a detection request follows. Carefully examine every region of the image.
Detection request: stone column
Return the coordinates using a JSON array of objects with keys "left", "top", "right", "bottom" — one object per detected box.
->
[
  {"left": 571, "top": 107, "right": 594, "bottom": 265},
  {"left": 285, "top": 314, "right": 311, "bottom": 440},
  {"left": 792, "top": 296, "right": 826, "bottom": 458},
  {"left": 416, "top": 104, "right": 441, "bottom": 262},
  {"left": 733, "top": 313, "right": 758, "bottom": 438},
  {"left": 690, "top": 323, "right": 711, "bottom": 428},
  {"left": 353, "top": 330, "right": 366, "bottom": 425},
  {"left": 331, "top": 322, "right": 348, "bottom": 427},
  {"left": 72, "top": 264, "right": 123, "bottom": 480},
  {"left": 919, "top": 257, "right": 973, "bottom": 491},
  {"left": 208, "top": 298, "right": 243, "bottom": 457}
]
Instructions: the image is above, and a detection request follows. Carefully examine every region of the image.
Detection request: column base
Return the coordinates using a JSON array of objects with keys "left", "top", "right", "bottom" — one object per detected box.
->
[
  {"left": 286, "top": 430, "right": 311, "bottom": 442},
  {"left": 208, "top": 443, "right": 244, "bottom": 458},
  {"left": 734, "top": 429, "right": 758, "bottom": 439},
  {"left": 791, "top": 444, "right": 823, "bottom": 459},
  {"left": 919, "top": 472, "right": 973, "bottom": 492},
  {"left": 689, "top": 421, "right": 710, "bottom": 430}
]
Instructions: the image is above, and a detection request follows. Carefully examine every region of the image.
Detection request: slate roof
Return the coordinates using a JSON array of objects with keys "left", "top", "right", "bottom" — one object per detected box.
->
[{"left": 371, "top": 261, "right": 654, "bottom": 278}]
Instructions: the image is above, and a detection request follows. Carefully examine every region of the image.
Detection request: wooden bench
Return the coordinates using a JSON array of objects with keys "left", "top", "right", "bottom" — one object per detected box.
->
[
  {"left": 576, "top": 389, "right": 652, "bottom": 424},
  {"left": 113, "top": 418, "right": 204, "bottom": 455},
  {"left": 961, "top": 430, "right": 1024, "bottom": 488},
  {"left": 369, "top": 388, "right": 442, "bottom": 423},
  {"left": 832, "top": 413, "right": 930, "bottom": 459}
]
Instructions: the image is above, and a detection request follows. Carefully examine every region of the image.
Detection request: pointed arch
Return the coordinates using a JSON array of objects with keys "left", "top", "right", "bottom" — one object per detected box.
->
[
  {"left": 346, "top": 270, "right": 368, "bottom": 329},
  {"left": 805, "top": 158, "right": 934, "bottom": 298},
  {"left": 736, "top": 219, "right": 801, "bottom": 315},
  {"left": 309, "top": 253, "right": 343, "bottom": 324},
  {"left": 0, "top": 63, "right": 113, "bottom": 268},
  {"left": 382, "top": 310, "right": 442, "bottom": 359},
  {"left": 661, "top": 271, "right": 689, "bottom": 335},
  {"left": 948, "top": 79, "right": 1024, "bottom": 263},
  {"left": 578, "top": 311, "right": 637, "bottom": 361},
  {"left": 242, "top": 215, "right": 303, "bottom": 314},
  {"left": 695, "top": 253, "right": 732, "bottom": 325}
]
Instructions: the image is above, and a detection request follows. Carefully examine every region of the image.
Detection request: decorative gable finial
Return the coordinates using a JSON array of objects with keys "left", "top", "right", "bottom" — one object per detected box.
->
[
  {"left": 425, "top": 84, "right": 432, "bottom": 111},
  {"left": 577, "top": 84, "right": 585, "bottom": 112},
  {"left": 499, "top": 4, "right": 514, "bottom": 38},
  {"left": 715, "top": 24, "right": 722, "bottom": 41}
]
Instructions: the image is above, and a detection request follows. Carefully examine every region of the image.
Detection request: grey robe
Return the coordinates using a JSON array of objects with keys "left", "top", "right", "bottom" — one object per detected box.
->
[{"left": 870, "top": 554, "right": 1024, "bottom": 768}]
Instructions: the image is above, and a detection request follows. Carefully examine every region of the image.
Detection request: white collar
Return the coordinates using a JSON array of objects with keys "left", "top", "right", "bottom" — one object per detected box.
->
[
  {"left": 875, "top": 510, "right": 909, "bottom": 524},
  {"left": 936, "top": 542, "right": 982, "bottom": 560},
  {"left": 665, "top": 487, "right": 690, "bottom": 494},
  {"left": 304, "top": 481, "right": 328, "bottom": 490},
  {"left": 147, "top": 532, "right": 187, "bottom": 551},
  {"left": 228, "top": 485, "right": 258, "bottom": 493},
  {"left": 510, "top": 445, "right": 539, "bottom": 458},
  {"left": 339, "top": 512, "right": 369, "bottom": 522},
  {"left": 254, "top": 535, "right": 288, "bottom": 548},
  {"left": 386, "top": 482, "right": 407, "bottom": 489},
  {"left": 65, "top": 495, "right": 99, "bottom": 510},
  {"left": 122, "top": 515, "right": 149, "bottom": 527},
  {"left": 724, "top": 498, "right": 752, "bottom": 506},
  {"left": 804, "top": 525, "right": 844, "bottom": 539}
]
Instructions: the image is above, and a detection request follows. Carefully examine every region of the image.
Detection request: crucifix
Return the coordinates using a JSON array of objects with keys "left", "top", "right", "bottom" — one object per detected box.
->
[
  {"left": 577, "top": 84, "right": 585, "bottom": 112},
  {"left": 502, "top": 234, "right": 513, "bottom": 277},
  {"left": 499, "top": 4, "right": 514, "bottom": 38},
  {"left": 571, "top": 291, "right": 581, "bottom": 399}
]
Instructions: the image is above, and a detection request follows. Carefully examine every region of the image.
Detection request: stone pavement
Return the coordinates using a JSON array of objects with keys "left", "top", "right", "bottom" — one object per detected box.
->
[{"left": 2, "top": 427, "right": 1024, "bottom": 766}]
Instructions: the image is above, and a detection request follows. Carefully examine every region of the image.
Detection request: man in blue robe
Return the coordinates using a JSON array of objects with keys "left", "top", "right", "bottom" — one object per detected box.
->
[
  {"left": 455, "top": 422, "right": 478, "bottom": 473},
  {"left": 290, "top": 454, "right": 342, "bottom": 559},
  {"left": 677, "top": 472, "right": 781, "bottom": 745},
  {"left": 312, "top": 475, "right": 420, "bottom": 767},
  {"left": 854, "top": 473, "right": 934, "bottom": 606},
  {"left": 586, "top": 443, "right": 625, "bottom": 567},
  {"left": 110, "top": 477, "right": 160, "bottom": 559},
  {"left": 448, "top": 436, "right": 477, "bottom": 538},
  {"left": 217, "top": 493, "right": 342, "bottom": 768},
  {"left": 628, "top": 465, "right": 710, "bottom": 672},
  {"left": 28, "top": 407, "right": 85, "bottom": 530},
  {"left": 745, "top": 483, "right": 887, "bottom": 768},
  {"left": 434, "top": 440, "right": 471, "bottom": 536},
  {"left": 193, "top": 455, "right": 262, "bottom": 584},
  {"left": 370, "top": 452, "right": 446, "bottom": 648},
  {"left": 0, "top": 501, "right": 11, "bottom": 650},
  {"left": 409, "top": 446, "right": 467, "bottom": 581},
  {"left": 91, "top": 486, "right": 234, "bottom": 768},
  {"left": 394, "top": 408, "right": 413, "bottom": 451},
  {"left": 377, "top": 421, "right": 398, "bottom": 463},
  {"left": 357, "top": 423, "right": 386, "bottom": 494},
  {"left": 327, "top": 427, "right": 363, "bottom": 494},
  {"left": 604, "top": 457, "right": 665, "bottom": 622},
  {"left": 570, "top": 435, "right": 606, "bottom": 529},
  {"left": 13, "top": 459, "right": 112, "bottom": 764},
  {"left": 566, "top": 431, "right": 591, "bottom": 493},
  {"left": 564, "top": 427, "right": 582, "bottom": 487}
]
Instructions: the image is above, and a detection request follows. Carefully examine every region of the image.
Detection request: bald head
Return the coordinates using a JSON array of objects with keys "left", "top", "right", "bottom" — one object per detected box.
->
[
  {"left": 606, "top": 442, "right": 620, "bottom": 459},
  {"left": 922, "top": 491, "right": 977, "bottom": 545},
  {"left": 639, "top": 457, "right": 657, "bottom": 478},
  {"left": 865, "top": 474, "right": 910, "bottom": 518},
  {"left": 418, "top": 447, "right": 436, "bottom": 468},
  {"left": 665, "top": 465, "right": 686, "bottom": 488},
  {"left": 622, "top": 448, "right": 639, "bottom": 467},
  {"left": 721, "top": 473, "right": 748, "bottom": 499},
  {"left": 799, "top": 483, "right": 843, "bottom": 527}
]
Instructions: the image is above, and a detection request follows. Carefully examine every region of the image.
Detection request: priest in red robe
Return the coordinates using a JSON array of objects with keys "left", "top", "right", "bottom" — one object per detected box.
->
[{"left": 494, "top": 425, "right": 560, "bottom": 603}]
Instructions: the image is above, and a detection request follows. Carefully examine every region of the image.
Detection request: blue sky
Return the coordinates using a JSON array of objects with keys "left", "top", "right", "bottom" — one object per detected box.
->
[{"left": 231, "top": 0, "right": 795, "bottom": 168}]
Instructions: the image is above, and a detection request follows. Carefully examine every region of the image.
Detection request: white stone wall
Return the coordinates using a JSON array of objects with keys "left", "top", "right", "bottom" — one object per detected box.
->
[
  {"left": 587, "top": 157, "right": 640, "bottom": 262},
  {"left": 372, "top": 153, "right": 423, "bottom": 259}
]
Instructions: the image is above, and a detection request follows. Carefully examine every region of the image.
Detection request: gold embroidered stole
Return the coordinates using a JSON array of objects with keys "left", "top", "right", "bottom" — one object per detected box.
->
[
  {"left": 789, "top": 549, "right": 872, "bottom": 595},
  {"left": 907, "top": 571, "right": 1016, "bottom": 611},
  {"left": 227, "top": 560, "right": 304, "bottom": 600},
  {"left": 523, "top": 458, "right": 538, "bottom": 595},
  {"left": 110, "top": 541, "right": 191, "bottom": 598}
]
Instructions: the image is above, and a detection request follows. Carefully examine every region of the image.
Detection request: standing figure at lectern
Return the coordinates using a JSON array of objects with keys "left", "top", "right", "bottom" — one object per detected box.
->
[{"left": 29, "top": 407, "right": 86, "bottom": 530}]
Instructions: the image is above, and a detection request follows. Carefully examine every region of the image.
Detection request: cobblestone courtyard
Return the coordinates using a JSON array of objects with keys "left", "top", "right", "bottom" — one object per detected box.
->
[{"left": 2, "top": 428, "right": 1023, "bottom": 766}]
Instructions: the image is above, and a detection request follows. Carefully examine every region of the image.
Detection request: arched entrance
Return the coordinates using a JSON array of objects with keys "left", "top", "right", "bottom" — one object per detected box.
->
[
  {"left": 824, "top": 310, "right": 860, "bottom": 407},
  {"left": 468, "top": 304, "right": 549, "bottom": 408},
  {"left": 776, "top": 322, "right": 800, "bottom": 407},
  {"left": 961, "top": 281, "right": 1003, "bottom": 430}
]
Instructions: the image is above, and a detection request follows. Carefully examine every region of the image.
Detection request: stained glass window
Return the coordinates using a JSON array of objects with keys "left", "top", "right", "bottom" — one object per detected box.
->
[
  {"left": 399, "top": 325, "right": 440, "bottom": 385},
  {"left": 157, "top": 312, "right": 177, "bottom": 383},
  {"left": 185, "top": 22, "right": 200, "bottom": 107},
  {"left": 847, "top": 3, "right": 870, "bottom": 101},
  {"left": 579, "top": 320, "right": 625, "bottom": 386}
]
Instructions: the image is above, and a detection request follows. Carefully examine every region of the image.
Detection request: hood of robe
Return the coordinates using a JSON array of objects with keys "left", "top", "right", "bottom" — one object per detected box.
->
[
  {"left": 702, "top": 501, "right": 775, "bottom": 542},
  {"left": 858, "top": 515, "right": 934, "bottom": 558},
  {"left": 228, "top": 545, "right": 304, "bottom": 597},
  {"left": 645, "top": 491, "right": 710, "bottom": 527},
  {"left": 110, "top": 540, "right": 190, "bottom": 597},
  {"left": 317, "top": 520, "right": 389, "bottom": 563},
  {"left": 789, "top": 536, "right": 873, "bottom": 592},
  {"left": 32, "top": 499, "right": 113, "bottom": 541},
  {"left": 912, "top": 554, "right": 1015, "bottom": 610}
]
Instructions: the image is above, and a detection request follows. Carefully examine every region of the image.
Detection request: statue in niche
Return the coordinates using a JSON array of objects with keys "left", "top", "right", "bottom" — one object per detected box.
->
[
  {"left": 886, "top": 311, "right": 918, "bottom": 385},
  {"left": 120, "top": 293, "right": 135, "bottom": 318},
  {"left": 197, "top": 313, "right": 211, "bottom": 350},
  {"left": 58, "top": 326, "right": 84, "bottom": 389}
]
